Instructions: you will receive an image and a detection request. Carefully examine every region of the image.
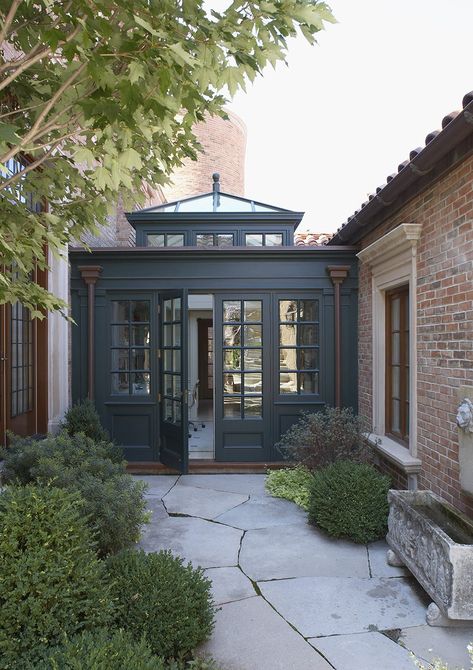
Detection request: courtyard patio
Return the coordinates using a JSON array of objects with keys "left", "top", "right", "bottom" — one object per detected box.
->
[{"left": 135, "top": 474, "right": 473, "bottom": 670}]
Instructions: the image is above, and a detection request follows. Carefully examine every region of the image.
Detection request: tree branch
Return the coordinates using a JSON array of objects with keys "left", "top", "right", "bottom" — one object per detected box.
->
[
  {"left": 0, "top": 141, "right": 63, "bottom": 192},
  {"left": 0, "top": 0, "right": 22, "bottom": 46}
]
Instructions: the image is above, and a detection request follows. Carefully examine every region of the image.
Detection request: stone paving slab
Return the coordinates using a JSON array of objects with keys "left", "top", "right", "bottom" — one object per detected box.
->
[
  {"left": 204, "top": 567, "right": 256, "bottom": 606},
  {"left": 138, "top": 516, "right": 242, "bottom": 569},
  {"left": 368, "top": 540, "right": 409, "bottom": 578},
  {"left": 144, "top": 495, "right": 168, "bottom": 521},
  {"left": 400, "top": 624, "right": 473, "bottom": 668},
  {"left": 198, "top": 596, "right": 333, "bottom": 670},
  {"left": 133, "top": 475, "right": 179, "bottom": 498},
  {"left": 240, "top": 523, "right": 369, "bottom": 581},
  {"left": 177, "top": 474, "right": 267, "bottom": 497},
  {"left": 310, "top": 632, "right": 417, "bottom": 670},
  {"left": 258, "top": 576, "right": 428, "bottom": 637},
  {"left": 163, "top": 484, "right": 248, "bottom": 520},
  {"left": 215, "top": 496, "right": 309, "bottom": 530}
]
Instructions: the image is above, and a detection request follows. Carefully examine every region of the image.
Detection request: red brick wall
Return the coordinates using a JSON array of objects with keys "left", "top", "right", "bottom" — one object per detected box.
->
[{"left": 358, "top": 153, "right": 473, "bottom": 514}]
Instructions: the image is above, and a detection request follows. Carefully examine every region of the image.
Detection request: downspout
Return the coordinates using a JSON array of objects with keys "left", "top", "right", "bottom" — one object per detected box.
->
[
  {"left": 327, "top": 265, "right": 351, "bottom": 408},
  {"left": 78, "top": 265, "right": 102, "bottom": 401}
]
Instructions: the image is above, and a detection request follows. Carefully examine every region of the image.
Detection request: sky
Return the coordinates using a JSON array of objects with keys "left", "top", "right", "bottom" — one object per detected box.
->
[{"left": 227, "top": 0, "right": 473, "bottom": 233}]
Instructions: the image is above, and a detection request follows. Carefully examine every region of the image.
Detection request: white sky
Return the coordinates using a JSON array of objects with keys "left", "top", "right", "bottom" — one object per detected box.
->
[{"left": 227, "top": 0, "right": 473, "bottom": 232}]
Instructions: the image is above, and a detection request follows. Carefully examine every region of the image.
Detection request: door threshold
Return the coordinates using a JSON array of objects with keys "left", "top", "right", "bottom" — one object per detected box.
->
[{"left": 126, "top": 461, "right": 287, "bottom": 475}]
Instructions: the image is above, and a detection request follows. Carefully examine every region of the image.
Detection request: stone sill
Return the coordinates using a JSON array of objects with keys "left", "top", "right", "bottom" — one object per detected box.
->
[{"left": 367, "top": 434, "right": 422, "bottom": 475}]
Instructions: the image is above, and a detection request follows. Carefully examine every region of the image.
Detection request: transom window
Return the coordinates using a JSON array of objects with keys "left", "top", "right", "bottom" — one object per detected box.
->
[
  {"left": 196, "top": 233, "right": 234, "bottom": 248},
  {"left": 386, "top": 287, "right": 409, "bottom": 444},
  {"left": 110, "top": 300, "right": 150, "bottom": 395},
  {"left": 222, "top": 300, "right": 263, "bottom": 419},
  {"left": 10, "top": 302, "right": 34, "bottom": 417},
  {"left": 245, "top": 233, "right": 283, "bottom": 247},
  {"left": 279, "top": 299, "right": 320, "bottom": 394},
  {"left": 146, "top": 233, "right": 184, "bottom": 247}
]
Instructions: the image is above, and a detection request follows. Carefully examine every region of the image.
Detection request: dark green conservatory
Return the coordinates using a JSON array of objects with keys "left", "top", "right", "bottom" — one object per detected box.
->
[{"left": 70, "top": 179, "right": 358, "bottom": 472}]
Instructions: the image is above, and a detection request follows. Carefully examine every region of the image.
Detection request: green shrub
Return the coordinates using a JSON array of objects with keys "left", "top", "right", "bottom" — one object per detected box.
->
[
  {"left": 265, "top": 466, "right": 313, "bottom": 510},
  {"left": 107, "top": 549, "right": 215, "bottom": 659},
  {"left": 1, "top": 433, "right": 147, "bottom": 556},
  {"left": 0, "top": 486, "right": 114, "bottom": 667},
  {"left": 62, "top": 398, "right": 110, "bottom": 443},
  {"left": 276, "top": 407, "right": 372, "bottom": 471},
  {"left": 1, "top": 432, "right": 123, "bottom": 486},
  {"left": 31, "top": 629, "right": 165, "bottom": 670},
  {"left": 308, "top": 460, "right": 390, "bottom": 543}
]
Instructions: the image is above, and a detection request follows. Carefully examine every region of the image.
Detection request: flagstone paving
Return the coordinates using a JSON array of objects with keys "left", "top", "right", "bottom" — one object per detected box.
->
[{"left": 136, "top": 474, "right": 473, "bottom": 670}]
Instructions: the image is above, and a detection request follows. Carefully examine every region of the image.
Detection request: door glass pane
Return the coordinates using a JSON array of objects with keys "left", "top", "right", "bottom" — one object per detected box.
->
[
  {"left": 244, "top": 397, "right": 262, "bottom": 417},
  {"left": 217, "top": 234, "right": 233, "bottom": 247},
  {"left": 299, "top": 300, "right": 318, "bottom": 321},
  {"left": 245, "top": 234, "right": 263, "bottom": 246},
  {"left": 131, "top": 348, "right": 149, "bottom": 370},
  {"left": 298, "top": 349, "right": 318, "bottom": 369},
  {"left": 265, "top": 233, "right": 283, "bottom": 246},
  {"left": 167, "top": 234, "right": 184, "bottom": 247},
  {"left": 131, "top": 325, "right": 149, "bottom": 346},
  {"left": 224, "top": 349, "right": 241, "bottom": 370},
  {"left": 244, "top": 325, "right": 261, "bottom": 346},
  {"left": 173, "top": 349, "right": 181, "bottom": 373},
  {"left": 391, "top": 297, "right": 400, "bottom": 330},
  {"left": 224, "top": 397, "right": 241, "bottom": 418},
  {"left": 223, "top": 325, "right": 241, "bottom": 346},
  {"left": 164, "top": 299, "right": 172, "bottom": 322},
  {"left": 244, "top": 349, "right": 261, "bottom": 370},
  {"left": 224, "top": 373, "right": 241, "bottom": 394},
  {"left": 300, "top": 324, "right": 319, "bottom": 345},
  {"left": 172, "top": 324, "right": 181, "bottom": 346},
  {"left": 111, "top": 372, "right": 129, "bottom": 394},
  {"left": 244, "top": 300, "right": 262, "bottom": 322},
  {"left": 244, "top": 373, "right": 262, "bottom": 393},
  {"left": 280, "top": 372, "right": 297, "bottom": 394},
  {"left": 146, "top": 234, "right": 165, "bottom": 247},
  {"left": 131, "top": 301, "right": 150, "bottom": 322},
  {"left": 164, "top": 374, "right": 173, "bottom": 396},
  {"left": 279, "top": 324, "right": 296, "bottom": 346},
  {"left": 392, "top": 366, "right": 400, "bottom": 397},
  {"left": 172, "top": 375, "right": 181, "bottom": 398},
  {"left": 392, "top": 332, "right": 400, "bottom": 365},
  {"left": 223, "top": 301, "right": 241, "bottom": 322},
  {"left": 111, "top": 325, "right": 129, "bottom": 346},
  {"left": 132, "top": 372, "right": 150, "bottom": 395},
  {"left": 299, "top": 372, "right": 318, "bottom": 394},
  {"left": 164, "top": 349, "right": 173, "bottom": 372},
  {"left": 172, "top": 298, "right": 181, "bottom": 321},
  {"left": 164, "top": 398, "right": 173, "bottom": 422},
  {"left": 111, "top": 301, "right": 129, "bottom": 322},
  {"left": 111, "top": 349, "right": 129, "bottom": 370},
  {"left": 279, "top": 348, "right": 297, "bottom": 370},
  {"left": 280, "top": 300, "right": 297, "bottom": 322},
  {"left": 173, "top": 401, "right": 182, "bottom": 424},
  {"left": 163, "top": 325, "right": 173, "bottom": 346}
]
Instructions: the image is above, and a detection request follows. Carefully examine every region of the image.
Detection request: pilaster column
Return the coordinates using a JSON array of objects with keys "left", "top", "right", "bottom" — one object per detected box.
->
[
  {"left": 327, "top": 265, "right": 351, "bottom": 408},
  {"left": 78, "top": 265, "right": 102, "bottom": 400}
]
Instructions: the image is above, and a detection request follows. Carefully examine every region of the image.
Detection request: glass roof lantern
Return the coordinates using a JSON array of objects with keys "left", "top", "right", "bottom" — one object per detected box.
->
[{"left": 143, "top": 173, "right": 292, "bottom": 214}]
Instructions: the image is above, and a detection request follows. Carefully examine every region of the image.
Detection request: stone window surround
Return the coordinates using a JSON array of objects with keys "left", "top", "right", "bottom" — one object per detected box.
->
[{"left": 357, "top": 224, "right": 422, "bottom": 489}]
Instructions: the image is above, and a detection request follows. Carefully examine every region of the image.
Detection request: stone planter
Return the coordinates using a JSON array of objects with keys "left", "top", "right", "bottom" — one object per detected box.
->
[{"left": 387, "top": 490, "right": 473, "bottom": 623}]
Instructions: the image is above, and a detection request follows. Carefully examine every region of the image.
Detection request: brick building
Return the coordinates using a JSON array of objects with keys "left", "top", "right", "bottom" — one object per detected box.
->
[{"left": 330, "top": 91, "right": 473, "bottom": 514}]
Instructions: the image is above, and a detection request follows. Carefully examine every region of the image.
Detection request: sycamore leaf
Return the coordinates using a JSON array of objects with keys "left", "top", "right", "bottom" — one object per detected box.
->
[
  {"left": 119, "top": 148, "right": 142, "bottom": 170},
  {"left": 134, "top": 14, "right": 161, "bottom": 37},
  {"left": 169, "top": 43, "right": 197, "bottom": 68},
  {"left": 129, "top": 61, "right": 146, "bottom": 84},
  {"left": 0, "top": 124, "right": 21, "bottom": 143}
]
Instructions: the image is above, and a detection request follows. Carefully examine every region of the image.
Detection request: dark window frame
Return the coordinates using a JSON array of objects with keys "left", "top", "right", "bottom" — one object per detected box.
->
[
  {"left": 244, "top": 232, "right": 284, "bottom": 247},
  {"left": 278, "top": 298, "right": 320, "bottom": 396},
  {"left": 385, "top": 285, "right": 410, "bottom": 445},
  {"left": 145, "top": 232, "right": 185, "bottom": 247},
  {"left": 196, "top": 232, "right": 234, "bottom": 248},
  {"left": 109, "top": 299, "right": 151, "bottom": 396}
]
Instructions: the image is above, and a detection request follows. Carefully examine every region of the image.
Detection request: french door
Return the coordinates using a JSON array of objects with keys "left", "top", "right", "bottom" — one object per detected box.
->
[
  {"left": 159, "top": 290, "right": 189, "bottom": 472},
  {"left": 214, "top": 294, "right": 271, "bottom": 462}
]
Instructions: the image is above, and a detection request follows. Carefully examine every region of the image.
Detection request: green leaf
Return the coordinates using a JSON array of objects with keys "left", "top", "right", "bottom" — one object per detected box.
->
[{"left": 0, "top": 124, "right": 20, "bottom": 143}]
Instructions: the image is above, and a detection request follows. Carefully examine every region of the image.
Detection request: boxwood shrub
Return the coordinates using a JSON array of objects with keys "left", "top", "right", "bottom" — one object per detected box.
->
[
  {"left": 31, "top": 629, "right": 165, "bottom": 670},
  {"left": 0, "top": 486, "right": 114, "bottom": 667},
  {"left": 107, "top": 549, "right": 215, "bottom": 659},
  {"left": 1, "top": 432, "right": 148, "bottom": 556},
  {"left": 308, "top": 460, "right": 390, "bottom": 543},
  {"left": 61, "top": 398, "right": 110, "bottom": 444}
]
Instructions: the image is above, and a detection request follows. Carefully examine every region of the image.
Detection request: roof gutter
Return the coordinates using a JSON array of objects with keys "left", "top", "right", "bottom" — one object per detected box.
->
[{"left": 330, "top": 92, "right": 473, "bottom": 245}]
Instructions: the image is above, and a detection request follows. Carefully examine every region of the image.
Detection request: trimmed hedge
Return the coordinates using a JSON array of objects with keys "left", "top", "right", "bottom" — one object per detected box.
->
[
  {"left": 265, "top": 466, "right": 313, "bottom": 510},
  {"left": 107, "top": 549, "right": 215, "bottom": 659},
  {"left": 31, "top": 629, "right": 165, "bottom": 670},
  {"left": 308, "top": 460, "right": 390, "bottom": 543},
  {"left": 61, "top": 398, "right": 110, "bottom": 443},
  {"left": 1, "top": 432, "right": 147, "bottom": 556},
  {"left": 0, "top": 486, "right": 114, "bottom": 667}
]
